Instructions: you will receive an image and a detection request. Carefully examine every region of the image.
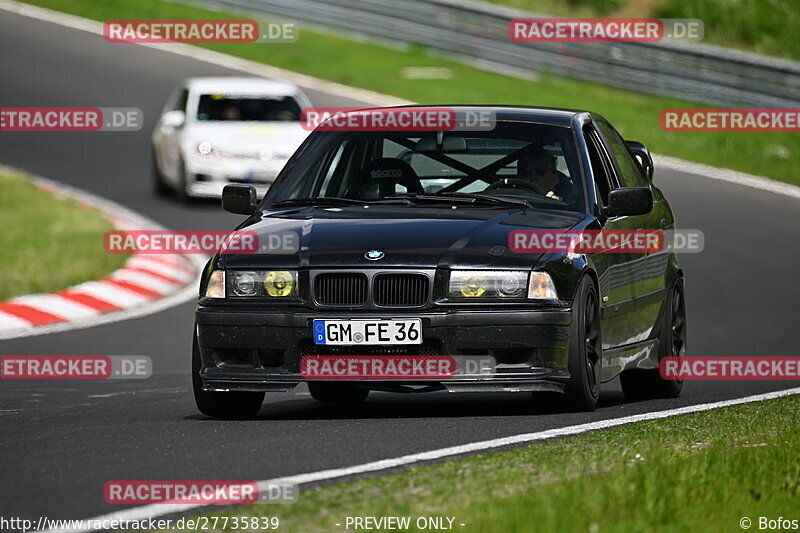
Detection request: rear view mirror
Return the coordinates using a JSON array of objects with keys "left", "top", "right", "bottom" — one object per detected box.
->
[
  {"left": 626, "top": 140, "right": 654, "bottom": 182},
  {"left": 414, "top": 136, "right": 467, "bottom": 152},
  {"left": 222, "top": 185, "right": 258, "bottom": 215},
  {"left": 161, "top": 110, "right": 185, "bottom": 128},
  {"left": 604, "top": 187, "right": 653, "bottom": 217}
]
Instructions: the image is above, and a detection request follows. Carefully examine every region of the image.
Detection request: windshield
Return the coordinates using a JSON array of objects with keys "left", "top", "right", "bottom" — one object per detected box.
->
[
  {"left": 196, "top": 94, "right": 301, "bottom": 122},
  {"left": 265, "top": 122, "right": 585, "bottom": 211}
]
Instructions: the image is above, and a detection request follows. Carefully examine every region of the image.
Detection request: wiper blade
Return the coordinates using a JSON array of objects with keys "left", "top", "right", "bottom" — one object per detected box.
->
[
  {"left": 388, "top": 192, "right": 531, "bottom": 208},
  {"left": 272, "top": 197, "right": 368, "bottom": 207},
  {"left": 436, "top": 192, "right": 532, "bottom": 208}
]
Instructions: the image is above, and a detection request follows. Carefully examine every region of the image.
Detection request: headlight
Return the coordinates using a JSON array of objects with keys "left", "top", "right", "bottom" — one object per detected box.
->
[
  {"left": 231, "top": 271, "right": 259, "bottom": 296},
  {"left": 197, "top": 141, "right": 213, "bottom": 156},
  {"left": 205, "top": 270, "right": 225, "bottom": 298},
  {"left": 449, "top": 270, "right": 528, "bottom": 299},
  {"left": 448, "top": 270, "right": 557, "bottom": 300},
  {"left": 224, "top": 270, "right": 298, "bottom": 299}
]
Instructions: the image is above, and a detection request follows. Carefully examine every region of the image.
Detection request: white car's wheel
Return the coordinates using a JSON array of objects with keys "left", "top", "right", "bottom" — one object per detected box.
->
[
  {"left": 175, "top": 157, "right": 190, "bottom": 203},
  {"left": 151, "top": 148, "right": 170, "bottom": 196}
]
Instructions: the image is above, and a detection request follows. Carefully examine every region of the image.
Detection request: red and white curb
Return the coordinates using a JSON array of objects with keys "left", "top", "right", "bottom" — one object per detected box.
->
[{"left": 0, "top": 170, "right": 205, "bottom": 340}]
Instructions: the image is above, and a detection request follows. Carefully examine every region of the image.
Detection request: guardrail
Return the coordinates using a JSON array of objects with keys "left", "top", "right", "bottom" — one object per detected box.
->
[{"left": 204, "top": 0, "right": 800, "bottom": 108}]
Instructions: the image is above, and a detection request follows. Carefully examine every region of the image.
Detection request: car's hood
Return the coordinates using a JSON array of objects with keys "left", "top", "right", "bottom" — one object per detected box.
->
[
  {"left": 220, "top": 205, "right": 585, "bottom": 270},
  {"left": 183, "top": 122, "right": 309, "bottom": 155}
]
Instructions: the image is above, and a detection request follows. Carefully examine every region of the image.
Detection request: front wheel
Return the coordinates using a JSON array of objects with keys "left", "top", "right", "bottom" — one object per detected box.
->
[
  {"left": 152, "top": 149, "right": 170, "bottom": 196},
  {"left": 620, "top": 277, "right": 687, "bottom": 399},
  {"left": 192, "top": 335, "right": 265, "bottom": 419},
  {"left": 174, "top": 157, "right": 191, "bottom": 204},
  {"left": 563, "top": 275, "right": 602, "bottom": 411},
  {"left": 308, "top": 382, "right": 369, "bottom": 402}
]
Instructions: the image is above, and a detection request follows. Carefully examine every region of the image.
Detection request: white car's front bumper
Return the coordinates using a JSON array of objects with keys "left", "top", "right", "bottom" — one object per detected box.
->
[
  {"left": 187, "top": 181, "right": 273, "bottom": 198},
  {"left": 185, "top": 157, "right": 287, "bottom": 198}
]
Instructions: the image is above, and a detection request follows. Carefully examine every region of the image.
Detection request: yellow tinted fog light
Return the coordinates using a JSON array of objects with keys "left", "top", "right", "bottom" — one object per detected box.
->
[
  {"left": 264, "top": 270, "right": 296, "bottom": 297},
  {"left": 460, "top": 276, "right": 487, "bottom": 297}
]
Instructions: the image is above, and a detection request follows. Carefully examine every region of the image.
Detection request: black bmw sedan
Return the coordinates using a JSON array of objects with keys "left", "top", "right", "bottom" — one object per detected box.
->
[{"left": 192, "top": 106, "right": 687, "bottom": 418}]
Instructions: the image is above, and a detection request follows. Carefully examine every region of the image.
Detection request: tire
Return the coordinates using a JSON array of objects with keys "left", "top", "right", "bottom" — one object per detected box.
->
[
  {"left": 563, "top": 275, "right": 602, "bottom": 411},
  {"left": 620, "top": 277, "right": 687, "bottom": 400},
  {"left": 308, "top": 382, "right": 369, "bottom": 403},
  {"left": 192, "top": 335, "right": 265, "bottom": 419},
  {"left": 152, "top": 149, "right": 170, "bottom": 196},
  {"left": 174, "top": 157, "right": 191, "bottom": 204}
]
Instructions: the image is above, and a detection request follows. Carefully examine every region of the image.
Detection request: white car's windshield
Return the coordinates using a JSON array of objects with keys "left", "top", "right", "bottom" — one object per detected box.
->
[{"left": 196, "top": 94, "right": 301, "bottom": 122}]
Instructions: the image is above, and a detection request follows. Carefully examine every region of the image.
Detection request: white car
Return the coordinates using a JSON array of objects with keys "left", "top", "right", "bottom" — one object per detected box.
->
[{"left": 151, "top": 77, "right": 312, "bottom": 201}]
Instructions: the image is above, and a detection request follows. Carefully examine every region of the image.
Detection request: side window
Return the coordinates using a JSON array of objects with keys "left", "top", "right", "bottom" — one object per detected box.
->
[
  {"left": 595, "top": 119, "right": 646, "bottom": 188},
  {"left": 381, "top": 138, "right": 406, "bottom": 158},
  {"left": 173, "top": 89, "right": 189, "bottom": 112},
  {"left": 584, "top": 126, "right": 613, "bottom": 206},
  {"left": 317, "top": 141, "right": 348, "bottom": 196}
]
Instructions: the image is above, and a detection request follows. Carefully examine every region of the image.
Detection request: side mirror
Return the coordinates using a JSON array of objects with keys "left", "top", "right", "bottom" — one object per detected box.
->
[
  {"left": 222, "top": 185, "right": 258, "bottom": 215},
  {"left": 161, "top": 110, "right": 186, "bottom": 129},
  {"left": 604, "top": 187, "right": 653, "bottom": 217},
  {"left": 626, "top": 140, "right": 654, "bottom": 182}
]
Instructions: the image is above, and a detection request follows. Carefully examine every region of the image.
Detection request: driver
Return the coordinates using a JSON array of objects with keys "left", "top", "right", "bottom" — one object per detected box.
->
[
  {"left": 221, "top": 106, "right": 242, "bottom": 120},
  {"left": 517, "top": 147, "right": 562, "bottom": 200}
]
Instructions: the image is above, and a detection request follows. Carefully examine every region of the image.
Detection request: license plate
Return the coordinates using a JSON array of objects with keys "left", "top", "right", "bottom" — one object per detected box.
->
[{"left": 313, "top": 319, "right": 422, "bottom": 345}]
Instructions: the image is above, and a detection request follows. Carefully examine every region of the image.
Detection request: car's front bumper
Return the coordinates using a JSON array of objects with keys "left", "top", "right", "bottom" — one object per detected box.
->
[
  {"left": 187, "top": 181, "right": 272, "bottom": 199},
  {"left": 184, "top": 158, "right": 286, "bottom": 197},
  {"left": 195, "top": 305, "right": 573, "bottom": 393}
]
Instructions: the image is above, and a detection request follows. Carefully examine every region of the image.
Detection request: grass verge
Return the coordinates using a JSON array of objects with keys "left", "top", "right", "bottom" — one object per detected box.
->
[
  {"left": 158, "top": 394, "right": 800, "bottom": 533},
  {"left": 481, "top": 0, "right": 800, "bottom": 61},
  {"left": 0, "top": 169, "right": 128, "bottom": 300},
  {"left": 654, "top": 0, "right": 800, "bottom": 61},
  {"left": 19, "top": 0, "right": 800, "bottom": 187}
]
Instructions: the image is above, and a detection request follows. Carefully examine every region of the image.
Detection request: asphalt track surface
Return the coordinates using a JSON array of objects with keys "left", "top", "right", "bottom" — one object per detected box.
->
[{"left": 1, "top": 8, "right": 799, "bottom": 525}]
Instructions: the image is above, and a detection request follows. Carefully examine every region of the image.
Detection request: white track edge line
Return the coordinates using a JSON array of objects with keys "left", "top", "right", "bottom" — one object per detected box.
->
[
  {"left": 37, "top": 386, "right": 800, "bottom": 533},
  {"left": 653, "top": 155, "right": 800, "bottom": 200}
]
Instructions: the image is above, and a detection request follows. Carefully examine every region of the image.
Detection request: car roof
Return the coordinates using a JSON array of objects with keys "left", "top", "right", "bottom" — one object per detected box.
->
[
  {"left": 333, "top": 105, "right": 589, "bottom": 126},
  {"left": 184, "top": 77, "right": 301, "bottom": 96}
]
